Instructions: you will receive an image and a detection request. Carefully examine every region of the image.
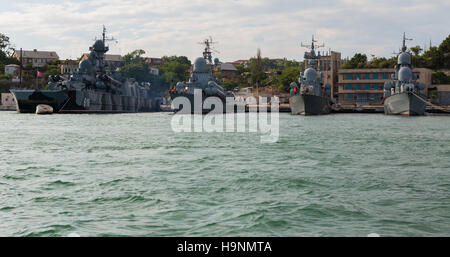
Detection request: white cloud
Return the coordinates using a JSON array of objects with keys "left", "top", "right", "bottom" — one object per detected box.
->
[{"left": 0, "top": 0, "right": 448, "bottom": 62}]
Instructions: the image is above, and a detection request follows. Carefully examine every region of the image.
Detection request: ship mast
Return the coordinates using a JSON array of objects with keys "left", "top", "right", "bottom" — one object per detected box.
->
[
  {"left": 402, "top": 32, "right": 408, "bottom": 52},
  {"left": 201, "top": 37, "right": 218, "bottom": 78},
  {"left": 301, "top": 35, "right": 324, "bottom": 68}
]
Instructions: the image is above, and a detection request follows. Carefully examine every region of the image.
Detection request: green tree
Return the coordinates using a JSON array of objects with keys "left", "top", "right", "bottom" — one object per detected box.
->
[
  {"left": 159, "top": 58, "right": 190, "bottom": 85},
  {"left": 120, "top": 49, "right": 158, "bottom": 82},
  {"left": 161, "top": 56, "right": 191, "bottom": 67},
  {"left": 222, "top": 81, "right": 238, "bottom": 91},
  {"left": 432, "top": 71, "right": 450, "bottom": 84},
  {"left": 250, "top": 48, "right": 266, "bottom": 86},
  {"left": 410, "top": 45, "right": 423, "bottom": 56},
  {"left": 437, "top": 34, "right": 450, "bottom": 68},
  {"left": 278, "top": 66, "right": 301, "bottom": 92},
  {"left": 342, "top": 53, "right": 368, "bottom": 69}
]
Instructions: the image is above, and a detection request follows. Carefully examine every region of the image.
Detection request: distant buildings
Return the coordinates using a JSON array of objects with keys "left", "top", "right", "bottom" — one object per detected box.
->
[
  {"left": 13, "top": 49, "right": 59, "bottom": 67},
  {"left": 145, "top": 57, "right": 163, "bottom": 67},
  {"left": 60, "top": 60, "right": 79, "bottom": 75},
  {"left": 4, "top": 64, "right": 20, "bottom": 77},
  {"left": 80, "top": 53, "right": 122, "bottom": 71},
  {"left": 336, "top": 68, "right": 432, "bottom": 108},
  {"left": 306, "top": 50, "right": 344, "bottom": 101},
  {"left": 301, "top": 49, "right": 434, "bottom": 110},
  {"left": 229, "top": 60, "right": 249, "bottom": 67},
  {"left": 218, "top": 63, "right": 238, "bottom": 82},
  {"left": 431, "top": 85, "right": 450, "bottom": 106}
]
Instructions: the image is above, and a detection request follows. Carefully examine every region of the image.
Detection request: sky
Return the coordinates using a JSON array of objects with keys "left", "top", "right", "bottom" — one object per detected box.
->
[{"left": 0, "top": 0, "right": 449, "bottom": 62}]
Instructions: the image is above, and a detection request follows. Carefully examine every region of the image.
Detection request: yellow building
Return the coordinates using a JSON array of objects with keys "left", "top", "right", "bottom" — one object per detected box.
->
[{"left": 13, "top": 49, "right": 59, "bottom": 68}]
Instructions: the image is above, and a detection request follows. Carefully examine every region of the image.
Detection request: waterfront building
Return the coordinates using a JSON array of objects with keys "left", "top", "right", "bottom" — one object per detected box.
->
[
  {"left": 229, "top": 59, "right": 249, "bottom": 67},
  {"left": 4, "top": 64, "right": 20, "bottom": 77},
  {"left": 217, "top": 63, "right": 238, "bottom": 82},
  {"left": 60, "top": 60, "right": 79, "bottom": 75},
  {"left": 303, "top": 50, "right": 344, "bottom": 102},
  {"left": 434, "top": 85, "right": 450, "bottom": 106},
  {"left": 13, "top": 49, "right": 59, "bottom": 68},
  {"left": 80, "top": 53, "right": 122, "bottom": 71},
  {"left": 336, "top": 68, "right": 432, "bottom": 109}
]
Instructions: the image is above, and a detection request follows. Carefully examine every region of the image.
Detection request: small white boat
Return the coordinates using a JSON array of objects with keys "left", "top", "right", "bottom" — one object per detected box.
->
[{"left": 35, "top": 104, "right": 53, "bottom": 115}]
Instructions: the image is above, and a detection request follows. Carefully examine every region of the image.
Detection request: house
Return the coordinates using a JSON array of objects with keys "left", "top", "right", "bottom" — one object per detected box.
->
[
  {"left": 60, "top": 60, "right": 79, "bottom": 75},
  {"left": 80, "top": 53, "right": 122, "bottom": 70},
  {"left": 150, "top": 67, "right": 159, "bottom": 76},
  {"left": 145, "top": 57, "right": 163, "bottom": 67},
  {"left": 218, "top": 63, "right": 238, "bottom": 82},
  {"left": 229, "top": 60, "right": 249, "bottom": 67},
  {"left": 4, "top": 64, "right": 20, "bottom": 77},
  {"left": 13, "top": 49, "right": 59, "bottom": 67}
]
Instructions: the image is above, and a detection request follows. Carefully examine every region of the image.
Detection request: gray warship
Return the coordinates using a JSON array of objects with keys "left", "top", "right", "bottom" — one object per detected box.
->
[
  {"left": 169, "top": 38, "right": 230, "bottom": 114},
  {"left": 289, "top": 36, "right": 331, "bottom": 115},
  {"left": 11, "top": 27, "right": 159, "bottom": 113},
  {"left": 383, "top": 33, "right": 426, "bottom": 116}
]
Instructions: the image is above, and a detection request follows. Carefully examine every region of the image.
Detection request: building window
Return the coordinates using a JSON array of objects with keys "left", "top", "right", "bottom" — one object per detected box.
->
[
  {"left": 346, "top": 74, "right": 352, "bottom": 80},
  {"left": 364, "top": 74, "right": 370, "bottom": 79},
  {"left": 365, "top": 84, "right": 370, "bottom": 90},
  {"left": 347, "top": 94, "right": 352, "bottom": 100},
  {"left": 356, "top": 74, "right": 361, "bottom": 80},
  {"left": 347, "top": 84, "right": 352, "bottom": 90},
  {"left": 382, "top": 73, "right": 388, "bottom": 79},
  {"left": 374, "top": 94, "right": 379, "bottom": 100},
  {"left": 373, "top": 74, "right": 379, "bottom": 79},
  {"left": 373, "top": 84, "right": 379, "bottom": 90},
  {"left": 356, "top": 84, "right": 361, "bottom": 90}
]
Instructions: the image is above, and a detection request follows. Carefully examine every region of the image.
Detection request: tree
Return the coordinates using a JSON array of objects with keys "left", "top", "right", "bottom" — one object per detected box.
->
[
  {"left": 437, "top": 34, "right": 450, "bottom": 69},
  {"left": 250, "top": 48, "right": 266, "bottom": 86},
  {"left": 159, "top": 58, "right": 191, "bottom": 85},
  {"left": 278, "top": 66, "right": 301, "bottom": 92},
  {"left": 342, "top": 53, "right": 368, "bottom": 69},
  {"left": 432, "top": 71, "right": 450, "bottom": 84},
  {"left": 122, "top": 49, "right": 146, "bottom": 65},
  {"left": 0, "top": 33, "right": 20, "bottom": 72},
  {"left": 161, "top": 56, "right": 191, "bottom": 67},
  {"left": 120, "top": 49, "right": 158, "bottom": 82},
  {"left": 410, "top": 45, "right": 423, "bottom": 56},
  {"left": 222, "top": 81, "right": 238, "bottom": 91}
]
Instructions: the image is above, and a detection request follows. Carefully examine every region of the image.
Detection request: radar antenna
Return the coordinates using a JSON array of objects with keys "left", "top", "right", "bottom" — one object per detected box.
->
[
  {"left": 301, "top": 35, "right": 325, "bottom": 50},
  {"left": 198, "top": 36, "right": 220, "bottom": 64},
  {"left": 301, "top": 35, "right": 324, "bottom": 67},
  {"left": 392, "top": 33, "right": 413, "bottom": 55},
  {"left": 102, "top": 25, "right": 117, "bottom": 45}
]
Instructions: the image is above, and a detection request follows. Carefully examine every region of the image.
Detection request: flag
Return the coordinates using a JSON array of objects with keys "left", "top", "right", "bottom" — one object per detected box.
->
[
  {"left": 405, "top": 38, "right": 413, "bottom": 41},
  {"left": 37, "top": 71, "right": 43, "bottom": 78}
]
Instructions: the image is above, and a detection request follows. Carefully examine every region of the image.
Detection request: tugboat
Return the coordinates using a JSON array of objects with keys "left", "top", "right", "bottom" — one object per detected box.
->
[
  {"left": 169, "top": 38, "right": 231, "bottom": 114},
  {"left": 289, "top": 36, "right": 331, "bottom": 115},
  {"left": 383, "top": 33, "right": 426, "bottom": 116},
  {"left": 11, "top": 26, "right": 159, "bottom": 113}
]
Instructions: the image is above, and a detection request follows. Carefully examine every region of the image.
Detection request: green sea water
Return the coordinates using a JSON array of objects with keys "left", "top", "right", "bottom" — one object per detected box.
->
[{"left": 0, "top": 111, "right": 449, "bottom": 236}]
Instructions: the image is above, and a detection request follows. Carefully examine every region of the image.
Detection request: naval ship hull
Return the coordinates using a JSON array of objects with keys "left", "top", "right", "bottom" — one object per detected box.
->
[
  {"left": 10, "top": 89, "right": 158, "bottom": 113},
  {"left": 289, "top": 94, "right": 330, "bottom": 115},
  {"left": 169, "top": 92, "right": 227, "bottom": 114},
  {"left": 383, "top": 92, "right": 426, "bottom": 116}
]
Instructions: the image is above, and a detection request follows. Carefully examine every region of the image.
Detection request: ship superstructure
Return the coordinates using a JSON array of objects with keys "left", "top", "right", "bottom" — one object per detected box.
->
[
  {"left": 11, "top": 26, "right": 159, "bottom": 113},
  {"left": 289, "top": 36, "right": 331, "bottom": 115},
  {"left": 383, "top": 33, "right": 426, "bottom": 116}
]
